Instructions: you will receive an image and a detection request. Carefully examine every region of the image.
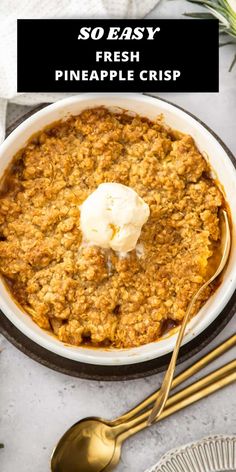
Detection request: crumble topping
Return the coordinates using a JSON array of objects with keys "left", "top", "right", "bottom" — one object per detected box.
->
[{"left": 0, "top": 108, "right": 223, "bottom": 348}]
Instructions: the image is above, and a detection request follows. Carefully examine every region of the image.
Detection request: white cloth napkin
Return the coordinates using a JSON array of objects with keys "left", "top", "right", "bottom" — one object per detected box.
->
[{"left": 0, "top": 0, "right": 160, "bottom": 143}]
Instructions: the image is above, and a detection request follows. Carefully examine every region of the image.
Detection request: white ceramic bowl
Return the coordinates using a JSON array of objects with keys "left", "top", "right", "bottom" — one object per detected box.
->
[{"left": 0, "top": 93, "right": 235, "bottom": 366}]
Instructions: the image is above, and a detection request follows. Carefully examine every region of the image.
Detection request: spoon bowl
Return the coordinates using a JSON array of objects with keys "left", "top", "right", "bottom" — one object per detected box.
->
[{"left": 51, "top": 418, "right": 117, "bottom": 472}]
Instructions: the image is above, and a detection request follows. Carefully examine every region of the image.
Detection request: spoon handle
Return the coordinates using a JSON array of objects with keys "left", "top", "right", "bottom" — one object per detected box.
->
[
  {"left": 131, "top": 368, "right": 236, "bottom": 438},
  {"left": 147, "top": 210, "right": 231, "bottom": 425},
  {"left": 147, "top": 283, "right": 208, "bottom": 425},
  {"left": 114, "top": 333, "right": 236, "bottom": 425},
  {"left": 114, "top": 360, "right": 236, "bottom": 441}
]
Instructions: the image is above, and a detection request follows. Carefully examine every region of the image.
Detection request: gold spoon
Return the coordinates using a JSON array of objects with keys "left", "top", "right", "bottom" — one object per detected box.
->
[
  {"left": 51, "top": 334, "right": 236, "bottom": 472},
  {"left": 148, "top": 209, "right": 231, "bottom": 424}
]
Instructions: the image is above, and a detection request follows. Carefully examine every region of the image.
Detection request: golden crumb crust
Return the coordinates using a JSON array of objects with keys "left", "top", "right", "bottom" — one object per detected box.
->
[{"left": 0, "top": 108, "right": 224, "bottom": 348}]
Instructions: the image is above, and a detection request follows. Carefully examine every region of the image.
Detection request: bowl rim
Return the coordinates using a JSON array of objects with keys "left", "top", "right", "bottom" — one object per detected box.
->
[
  {"left": 145, "top": 435, "right": 236, "bottom": 472},
  {"left": 0, "top": 92, "right": 236, "bottom": 366}
]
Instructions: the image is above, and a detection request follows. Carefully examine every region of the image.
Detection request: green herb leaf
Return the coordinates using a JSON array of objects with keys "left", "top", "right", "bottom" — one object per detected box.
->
[
  {"left": 219, "top": 40, "right": 234, "bottom": 46},
  {"left": 184, "top": 11, "right": 214, "bottom": 17},
  {"left": 229, "top": 52, "right": 236, "bottom": 71},
  {"left": 186, "top": 0, "right": 236, "bottom": 38},
  {"left": 186, "top": 0, "right": 236, "bottom": 70}
]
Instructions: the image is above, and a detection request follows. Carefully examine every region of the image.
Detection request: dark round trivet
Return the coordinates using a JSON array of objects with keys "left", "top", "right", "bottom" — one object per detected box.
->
[
  {"left": 0, "top": 301, "right": 235, "bottom": 381},
  {"left": 0, "top": 97, "right": 235, "bottom": 381}
]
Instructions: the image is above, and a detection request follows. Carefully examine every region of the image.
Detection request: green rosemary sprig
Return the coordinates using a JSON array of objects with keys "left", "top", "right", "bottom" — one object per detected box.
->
[{"left": 185, "top": 0, "right": 236, "bottom": 70}]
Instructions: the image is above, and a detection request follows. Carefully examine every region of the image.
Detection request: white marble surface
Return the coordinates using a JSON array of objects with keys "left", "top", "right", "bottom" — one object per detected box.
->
[{"left": 0, "top": 1, "right": 236, "bottom": 471}]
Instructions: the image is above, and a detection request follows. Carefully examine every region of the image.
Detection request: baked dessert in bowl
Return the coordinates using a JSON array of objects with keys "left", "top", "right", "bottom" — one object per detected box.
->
[{"left": 0, "top": 94, "right": 235, "bottom": 365}]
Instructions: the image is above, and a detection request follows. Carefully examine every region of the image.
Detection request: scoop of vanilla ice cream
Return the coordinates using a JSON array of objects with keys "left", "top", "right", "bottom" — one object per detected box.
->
[{"left": 80, "top": 183, "right": 150, "bottom": 253}]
